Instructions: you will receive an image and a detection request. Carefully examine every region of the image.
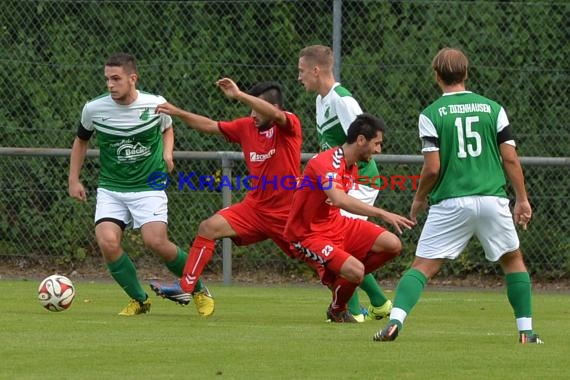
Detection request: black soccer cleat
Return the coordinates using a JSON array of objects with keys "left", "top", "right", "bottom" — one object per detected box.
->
[{"left": 373, "top": 323, "right": 399, "bottom": 342}]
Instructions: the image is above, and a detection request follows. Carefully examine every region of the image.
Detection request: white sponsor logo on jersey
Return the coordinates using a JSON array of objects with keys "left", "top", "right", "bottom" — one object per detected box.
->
[
  {"left": 249, "top": 148, "right": 276, "bottom": 162},
  {"left": 117, "top": 142, "right": 151, "bottom": 162}
]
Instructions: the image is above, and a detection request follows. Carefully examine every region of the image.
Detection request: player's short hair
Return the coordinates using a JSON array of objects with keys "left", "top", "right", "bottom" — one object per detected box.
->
[
  {"left": 105, "top": 53, "right": 138, "bottom": 75},
  {"left": 247, "top": 81, "right": 284, "bottom": 108},
  {"left": 432, "top": 47, "right": 468, "bottom": 85},
  {"left": 299, "top": 45, "right": 333, "bottom": 70},
  {"left": 346, "top": 113, "right": 385, "bottom": 143}
]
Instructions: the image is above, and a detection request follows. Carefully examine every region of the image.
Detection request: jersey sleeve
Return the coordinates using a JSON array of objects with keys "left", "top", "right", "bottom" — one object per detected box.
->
[
  {"left": 80, "top": 102, "right": 94, "bottom": 131},
  {"left": 418, "top": 113, "right": 440, "bottom": 153},
  {"left": 334, "top": 96, "right": 362, "bottom": 135},
  {"left": 281, "top": 112, "right": 302, "bottom": 137},
  {"left": 496, "top": 107, "right": 515, "bottom": 147},
  {"left": 218, "top": 117, "right": 250, "bottom": 143},
  {"left": 309, "top": 153, "right": 341, "bottom": 188},
  {"left": 156, "top": 96, "right": 173, "bottom": 132}
]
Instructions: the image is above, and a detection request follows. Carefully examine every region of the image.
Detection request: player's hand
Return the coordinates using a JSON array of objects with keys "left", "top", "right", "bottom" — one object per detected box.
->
[
  {"left": 155, "top": 102, "right": 182, "bottom": 117},
  {"left": 216, "top": 78, "right": 241, "bottom": 99},
  {"left": 513, "top": 199, "right": 532, "bottom": 230},
  {"left": 163, "top": 153, "right": 174, "bottom": 173},
  {"left": 410, "top": 198, "right": 428, "bottom": 223},
  {"left": 379, "top": 210, "right": 415, "bottom": 235},
  {"left": 68, "top": 181, "right": 87, "bottom": 202}
]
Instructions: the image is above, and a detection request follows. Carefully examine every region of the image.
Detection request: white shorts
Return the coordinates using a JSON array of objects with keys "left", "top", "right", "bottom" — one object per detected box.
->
[
  {"left": 416, "top": 195, "right": 519, "bottom": 262},
  {"left": 95, "top": 188, "right": 168, "bottom": 229},
  {"left": 341, "top": 185, "right": 380, "bottom": 220}
]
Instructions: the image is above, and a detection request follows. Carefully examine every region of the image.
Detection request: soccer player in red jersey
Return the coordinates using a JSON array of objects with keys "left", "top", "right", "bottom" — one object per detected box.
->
[
  {"left": 150, "top": 78, "right": 302, "bottom": 314},
  {"left": 285, "top": 113, "right": 415, "bottom": 322}
]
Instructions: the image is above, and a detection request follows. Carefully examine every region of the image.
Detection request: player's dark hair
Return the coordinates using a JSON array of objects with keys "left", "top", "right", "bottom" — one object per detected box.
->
[
  {"left": 105, "top": 53, "right": 138, "bottom": 75},
  {"left": 247, "top": 81, "right": 284, "bottom": 108},
  {"left": 346, "top": 113, "right": 385, "bottom": 143}
]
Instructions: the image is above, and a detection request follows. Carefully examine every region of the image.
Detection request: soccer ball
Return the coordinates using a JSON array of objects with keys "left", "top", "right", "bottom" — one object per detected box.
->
[{"left": 38, "top": 274, "right": 76, "bottom": 312}]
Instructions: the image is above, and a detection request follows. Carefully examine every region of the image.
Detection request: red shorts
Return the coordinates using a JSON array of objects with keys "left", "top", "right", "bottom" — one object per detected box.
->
[
  {"left": 291, "top": 217, "right": 386, "bottom": 284},
  {"left": 217, "top": 201, "right": 295, "bottom": 258}
]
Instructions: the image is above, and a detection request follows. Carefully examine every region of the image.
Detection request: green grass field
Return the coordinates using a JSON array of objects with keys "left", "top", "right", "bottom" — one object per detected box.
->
[{"left": 0, "top": 280, "right": 567, "bottom": 380}]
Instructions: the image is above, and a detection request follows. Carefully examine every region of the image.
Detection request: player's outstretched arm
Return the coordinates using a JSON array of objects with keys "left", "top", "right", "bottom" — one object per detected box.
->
[
  {"left": 68, "top": 137, "right": 88, "bottom": 202},
  {"left": 216, "top": 78, "right": 287, "bottom": 127},
  {"left": 155, "top": 102, "right": 221, "bottom": 135},
  {"left": 323, "top": 181, "right": 415, "bottom": 234},
  {"left": 500, "top": 143, "right": 532, "bottom": 229}
]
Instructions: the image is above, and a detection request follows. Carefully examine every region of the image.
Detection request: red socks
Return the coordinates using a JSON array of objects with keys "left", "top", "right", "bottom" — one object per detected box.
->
[{"left": 180, "top": 235, "right": 215, "bottom": 293}]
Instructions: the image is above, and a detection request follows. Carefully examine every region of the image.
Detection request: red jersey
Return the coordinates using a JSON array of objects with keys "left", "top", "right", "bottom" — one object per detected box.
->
[
  {"left": 284, "top": 147, "right": 357, "bottom": 241},
  {"left": 218, "top": 112, "right": 302, "bottom": 211}
]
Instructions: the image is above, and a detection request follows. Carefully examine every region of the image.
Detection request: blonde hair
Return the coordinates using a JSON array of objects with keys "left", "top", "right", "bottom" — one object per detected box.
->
[
  {"left": 432, "top": 48, "right": 468, "bottom": 85},
  {"left": 299, "top": 45, "right": 333, "bottom": 71}
]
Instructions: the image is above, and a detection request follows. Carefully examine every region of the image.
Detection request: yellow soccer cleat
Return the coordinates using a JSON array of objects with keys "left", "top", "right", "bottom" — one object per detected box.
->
[
  {"left": 118, "top": 298, "right": 151, "bottom": 316},
  {"left": 193, "top": 287, "right": 215, "bottom": 317},
  {"left": 366, "top": 299, "right": 393, "bottom": 321}
]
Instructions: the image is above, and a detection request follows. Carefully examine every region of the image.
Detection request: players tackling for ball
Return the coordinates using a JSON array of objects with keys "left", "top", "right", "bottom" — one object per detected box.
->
[
  {"left": 149, "top": 78, "right": 304, "bottom": 303},
  {"left": 298, "top": 45, "right": 394, "bottom": 322},
  {"left": 284, "top": 113, "right": 415, "bottom": 322},
  {"left": 373, "top": 47, "right": 543, "bottom": 344},
  {"left": 68, "top": 53, "right": 214, "bottom": 317}
]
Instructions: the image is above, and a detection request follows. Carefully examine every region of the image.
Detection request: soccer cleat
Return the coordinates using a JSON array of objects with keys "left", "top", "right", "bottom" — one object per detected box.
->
[
  {"left": 373, "top": 322, "right": 399, "bottom": 341},
  {"left": 149, "top": 281, "right": 191, "bottom": 305},
  {"left": 366, "top": 299, "right": 393, "bottom": 321},
  {"left": 352, "top": 314, "right": 366, "bottom": 323},
  {"left": 118, "top": 298, "right": 151, "bottom": 316},
  {"left": 519, "top": 332, "right": 544, "bottom": 344},
  {"left": 326, "top": 305, "right": 358, "bottom": 323},
  {"left": 193, "top": 287, "right": 215, "bottom": 317}
]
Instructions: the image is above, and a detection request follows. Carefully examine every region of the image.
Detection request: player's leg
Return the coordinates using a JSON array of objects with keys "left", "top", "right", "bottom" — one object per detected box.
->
[
  {"left": 130, "top": 191, "right": 212, "bottom": 314},
  {"left": 292, "top": 238, "right": 360, "bottom": 322},
  {"left": 95, "top": 189, "right": 150, "bottom": 316},
  {"left": 477, "top": 196, "right": 543, "bottom": 344},
  {"left": 178, "top": 213, "right": 234, "bottom": 292},
  {"left": 374, "top": 197, "right": 474, "bottom": 341},
  {"left": 344, "top": 185, "right": 391, "bottom": 320}
]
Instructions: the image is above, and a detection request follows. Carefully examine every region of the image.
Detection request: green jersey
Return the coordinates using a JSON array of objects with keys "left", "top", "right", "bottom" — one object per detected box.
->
[
  {"left": 419, "top": 91, "right": 512, "bottom": 204},
  {"left": 316, "top": 83, "right": 380, "bottom": 185},
  {"left": 80, "top": 90, "right": 172, "bottom": 192}
]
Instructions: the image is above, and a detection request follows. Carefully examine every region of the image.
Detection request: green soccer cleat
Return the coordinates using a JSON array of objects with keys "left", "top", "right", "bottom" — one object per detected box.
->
[
  {"left": 118, "top": 298, "right": 151, "bottom": 316},
  {"left": 366, "top": 299, "right": 393, "bottom": 321},
  {"left": 519, "top": 332, "right": 544, "bottom": 344},
  {"left": 193, "top": 287, "right": 215, "bottom": 317}
]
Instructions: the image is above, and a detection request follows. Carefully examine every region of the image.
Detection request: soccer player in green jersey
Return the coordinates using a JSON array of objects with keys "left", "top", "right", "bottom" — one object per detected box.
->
[
  {"left": 68, "top": 53, "right": 214, "bottom": 317},
  {"left": 374, "top": 47, "right": 542, "bottom": 344},
  {"left": 298, "top": 45, "right": 393, "bottom": 322}
]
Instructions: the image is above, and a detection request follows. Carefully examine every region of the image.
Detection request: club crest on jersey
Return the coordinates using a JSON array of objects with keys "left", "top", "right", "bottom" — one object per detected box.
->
[
  {"left": 260, "top": 127, "right": 274, "bottom": 139},
  {"left": 139, "top": 108, "right": 150, "bottom": 121},
  {"left": 249, "top": 149, "right": 276, "bottom": 162},
  {"left": 117, "top": 141, "right": 151, "bottom": 162}
]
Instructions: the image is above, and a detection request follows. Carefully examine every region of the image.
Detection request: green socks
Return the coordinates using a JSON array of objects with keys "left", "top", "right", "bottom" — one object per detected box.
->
[
  {"left": 347, "top": 291, "right": 363, "bottom": 315},
  {"left": 165, "top": 246, "right": 204, "bottom": 292},
  {"left": 392, "top": 268, "right": 428, "bottom": 314},
  {"left": 506, "top": 272, "right": 532, "bottom": 318},
  {"left": 348, "top": 274, "right": 390, "bottom": 315},
  {"left": 107, "top": 252, "right": 147, "bottom": 302},
  {"left": 359, "top": 273, "right": 389, "bottom": 306}
]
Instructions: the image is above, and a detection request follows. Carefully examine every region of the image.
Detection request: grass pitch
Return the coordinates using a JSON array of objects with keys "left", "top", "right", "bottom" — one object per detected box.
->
[{"left": 0, "top": 280, "right": 567, "bottom": 380}]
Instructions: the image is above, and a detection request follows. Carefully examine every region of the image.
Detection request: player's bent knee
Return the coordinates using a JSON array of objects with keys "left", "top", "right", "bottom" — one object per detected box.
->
[
  {"left": 340, "top": 258, "right": 364, "bottom": 284},
  {"left": 374, "top": 232, "right": 402, "bottom": 255}
]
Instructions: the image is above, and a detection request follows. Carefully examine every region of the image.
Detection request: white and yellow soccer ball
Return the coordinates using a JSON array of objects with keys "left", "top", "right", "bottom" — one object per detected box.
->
[{"left": 38, "top": 274, "right": 75, "bottom": 312}]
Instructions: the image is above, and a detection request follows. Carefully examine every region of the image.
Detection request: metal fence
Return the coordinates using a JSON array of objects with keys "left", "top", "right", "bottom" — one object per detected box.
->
[{"left": 0, "top": 0, "right": 569, "bottom": 279}]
